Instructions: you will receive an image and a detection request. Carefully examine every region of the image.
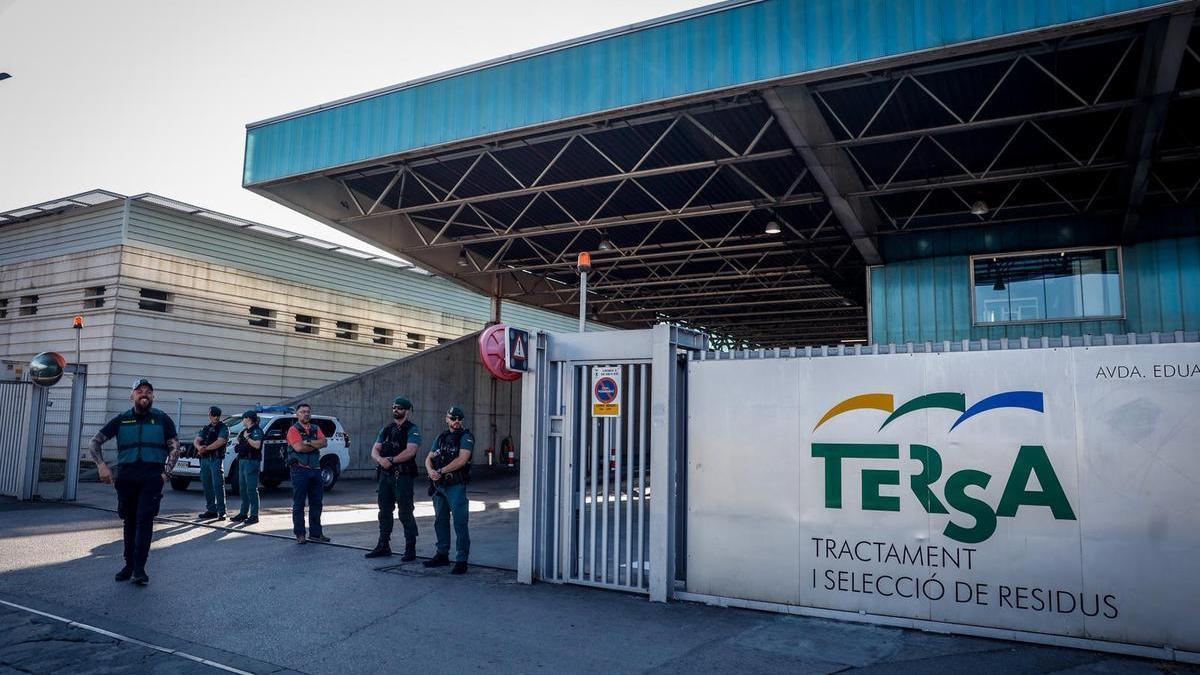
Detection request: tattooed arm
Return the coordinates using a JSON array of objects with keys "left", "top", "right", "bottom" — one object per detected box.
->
[
  {"left": 90, "top": 432, "right": 114, "bottom": 485},
  {"left": 162, "top": 437, "right": 180, "bottom": 482}
]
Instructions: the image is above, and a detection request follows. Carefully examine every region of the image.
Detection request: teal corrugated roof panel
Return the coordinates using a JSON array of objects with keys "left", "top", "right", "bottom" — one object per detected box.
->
[{"left": 243, "top": 0, "right": 1180, "bottom": 186}]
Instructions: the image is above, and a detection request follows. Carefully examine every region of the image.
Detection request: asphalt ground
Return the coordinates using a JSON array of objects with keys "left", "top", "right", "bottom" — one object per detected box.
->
[{"left": 1, "top": 498, "right": 1196, "bottom": 674}]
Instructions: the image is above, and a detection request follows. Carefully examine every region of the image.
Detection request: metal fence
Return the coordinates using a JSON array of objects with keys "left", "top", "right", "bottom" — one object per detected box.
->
[
  {"left": 0, "top": 380, "right": 34, "bottom": 497},
  {"left": 691, "top": 331, "right": 1200, "bottom": 361}
]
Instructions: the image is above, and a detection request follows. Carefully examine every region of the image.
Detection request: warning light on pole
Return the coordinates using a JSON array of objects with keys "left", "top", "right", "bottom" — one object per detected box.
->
[
  {"left": 576, "top": 251, "right": 592, "bottom": 272},
  {"left": 73, "top": 316, "right": 84, "bottom": 329}
]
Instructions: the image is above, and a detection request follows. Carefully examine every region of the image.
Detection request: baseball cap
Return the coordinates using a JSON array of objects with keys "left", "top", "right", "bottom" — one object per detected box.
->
[
  {"left": 392, "top": 396, "right": 413, "bottom": 409},
  {"left": 131, "top": 378, "right": 153, "bottom": 391},
  {"left": 446, "top": 405, "right": 465, "bottom": 419},
  {"left": 241, "top": 410, "right": 259, "bottom": 422},
  {"left": 209, "top": 406, "right": 222, "bottom": 417}
]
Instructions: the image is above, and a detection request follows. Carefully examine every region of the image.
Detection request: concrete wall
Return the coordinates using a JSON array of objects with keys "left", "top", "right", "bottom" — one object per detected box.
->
[{"left": 282, "top": 332, "right": 520, "bottom": 479}]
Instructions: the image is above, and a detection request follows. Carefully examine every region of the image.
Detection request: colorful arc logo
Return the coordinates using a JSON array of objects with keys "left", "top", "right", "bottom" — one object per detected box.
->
[{"left": 813, "top": 391, "right": 1044, "bottom": 432}]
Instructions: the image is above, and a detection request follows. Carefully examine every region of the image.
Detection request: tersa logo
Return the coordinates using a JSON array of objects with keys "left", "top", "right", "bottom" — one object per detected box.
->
[{"left": 811, "top": 391, "right": 1076, "bottom": 545}]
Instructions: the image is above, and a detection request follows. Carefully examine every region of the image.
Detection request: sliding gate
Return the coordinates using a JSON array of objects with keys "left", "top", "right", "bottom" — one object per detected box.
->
[{"left": 519, "top": 325, "right": 702, "bottom": 600}]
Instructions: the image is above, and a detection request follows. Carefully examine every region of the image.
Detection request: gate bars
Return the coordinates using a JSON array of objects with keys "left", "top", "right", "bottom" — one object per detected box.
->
[{"left": 519, "top": 324, "right": 703, "bottom": 602}]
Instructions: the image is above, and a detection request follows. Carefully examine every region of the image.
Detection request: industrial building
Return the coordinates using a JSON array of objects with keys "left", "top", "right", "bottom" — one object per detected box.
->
[
  {"left": 240, "top": 0, "right": 1200, "bottom": 661},
  {"left": 0, "top": 190, "right": 583, "bottom": 464}
]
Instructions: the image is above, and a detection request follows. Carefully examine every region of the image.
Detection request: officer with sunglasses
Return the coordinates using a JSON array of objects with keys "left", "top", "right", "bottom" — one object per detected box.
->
[
  {"left": 423, "top": 405, "right": 474, "bottom": 574},
  {"left": 365, "top": 396, "right": 422, "bottom": 560}
]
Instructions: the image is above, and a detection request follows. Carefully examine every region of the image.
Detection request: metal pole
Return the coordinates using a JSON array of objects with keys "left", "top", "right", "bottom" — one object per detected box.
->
[
  {"left": 176, "top": 397, "right": 183, "bottom": 426},
  {"left": 578, "top": 270, "right": 587, "bottom": 333},
  {"left": 63, "top": 364, "right": 87, "bottom": 501}
]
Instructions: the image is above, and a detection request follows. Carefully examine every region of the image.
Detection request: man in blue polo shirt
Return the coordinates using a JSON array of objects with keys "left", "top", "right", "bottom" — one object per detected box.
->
[{"left": 89, "top": 379, "right": 179, "bottom": 586}]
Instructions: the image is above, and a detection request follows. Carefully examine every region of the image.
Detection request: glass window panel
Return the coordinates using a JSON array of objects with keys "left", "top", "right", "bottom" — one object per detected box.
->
[{"left": 973, "top": 248, "right": 1121, "bottom": 325}]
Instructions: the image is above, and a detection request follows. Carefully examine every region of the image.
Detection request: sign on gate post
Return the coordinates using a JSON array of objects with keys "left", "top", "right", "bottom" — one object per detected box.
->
[
  {"left": 505, "top": 326, "right": 531, "bottom": 372},
  {"left": 591, "top": 366, "right": 621, "bottom": 417}
]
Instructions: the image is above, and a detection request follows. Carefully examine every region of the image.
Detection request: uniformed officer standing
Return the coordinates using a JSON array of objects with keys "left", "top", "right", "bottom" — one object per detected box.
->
[
  {"left": 194, "top": 405, "right": 229, "bottom": 520},
  {"left": 230, "top": 410, "right": 264, "bottom": 525},
  {"left": 88, "top": 379, "right": 179, "bottom": 586},
  {"left": 286, "top": 403, "right": 329, "bottom": 544},
  {"left": 365, "top": 396, "right": 422, "bottom": 560},
  {"left": 423, "top": 405, "right": 474, "bottom": 574}
]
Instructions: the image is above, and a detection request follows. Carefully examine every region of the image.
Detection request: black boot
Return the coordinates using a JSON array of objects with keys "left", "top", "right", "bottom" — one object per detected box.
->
[
  {"left": 131, "top": 569, "right": 149, "bottom": 585},
  {"left": 114, "top": 565, "right": 133, "bottom": 582},
  {"left": 364, "top": 540, "right": 392, "bottom": 558},
  {"left": 451, "top": 561, "right": 469, "bottom": 575},
  {"left": 422, "top": 552, "right": 450, "bottom": 568},
  {"left": 400, "top": 539, "right": 417, "bottom": 562}
]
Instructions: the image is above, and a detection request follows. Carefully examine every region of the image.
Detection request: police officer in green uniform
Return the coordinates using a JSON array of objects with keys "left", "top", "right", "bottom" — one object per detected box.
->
[
  {"left": 230, "top": 410, "right": 264, "bottom": 525},
  {"left": 423, "top": 405, "right": 474, "bottom": 574},
  {"left": 88, "top": 379, "right": 180, "bottom": 586},
  {"left": 194, "top": 405, "right": 229, "bottom": 520},
  {"left": 365, "top": 396, "right": 422, "bottom": 560}
]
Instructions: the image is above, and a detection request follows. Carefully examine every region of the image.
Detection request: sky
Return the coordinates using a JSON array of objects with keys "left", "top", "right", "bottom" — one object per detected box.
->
[{"left": 0, "top": 0, "right": 713, "bottom": 255}]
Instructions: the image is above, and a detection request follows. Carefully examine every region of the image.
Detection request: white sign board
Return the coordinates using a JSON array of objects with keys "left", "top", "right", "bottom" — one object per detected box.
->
[
  {"left": 686, "top": 344, "right": 1200, "bottom": 655},
  {"left": 591, "top": 365, "right": 621, "bottom": 417}
]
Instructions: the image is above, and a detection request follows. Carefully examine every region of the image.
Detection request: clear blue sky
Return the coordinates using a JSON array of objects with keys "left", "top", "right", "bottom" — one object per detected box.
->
[{"left": 0, "top": 0, "right": 712, "bottom": 254}]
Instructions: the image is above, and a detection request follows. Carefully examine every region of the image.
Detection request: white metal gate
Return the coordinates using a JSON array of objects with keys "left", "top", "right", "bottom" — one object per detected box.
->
[
  {"left": 0, "top": 380, "right": 35, "bottom": 498},
  {"left": 519, "top": 325, "right": 702, "bottom": 600}
]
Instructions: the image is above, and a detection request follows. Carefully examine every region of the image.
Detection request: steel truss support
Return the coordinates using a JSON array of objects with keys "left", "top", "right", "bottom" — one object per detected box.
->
[
  {"left": 1120, "top": 10, "right": 1195, "bottom": 238},
  {"left": 763, "top": 86, "right": 883, "bottom": 265}
]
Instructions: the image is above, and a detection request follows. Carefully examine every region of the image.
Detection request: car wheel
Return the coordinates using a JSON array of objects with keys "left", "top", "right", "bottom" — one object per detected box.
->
[
  {"left": 227, "top": 459, "right": 240, "bottom": 496},
  {"left": 169, "top": 477, "right": 191, "bottom": 492},
  {"left": 320, "top": 458, "right": 339, "bottom": 491},
  {"left": 262, "top": 478, "right": 282, "bottom": 489}
]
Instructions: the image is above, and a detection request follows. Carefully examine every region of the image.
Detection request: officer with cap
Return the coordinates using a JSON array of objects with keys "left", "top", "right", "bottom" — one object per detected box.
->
[
  {"left": 88, "top": 378, "right": 180, "bottom": 586},
  {"left": 230, "top": 410, "right": 264, "bottom": 525},
  {"left": 364, "top": 396, "right": 422, "bottom": 559},
  {"left": 194, "top": 405, "right": 229, "bottom": 520},
  {"left": 423, "top": 405, "right": 474, "bottom": 574}
]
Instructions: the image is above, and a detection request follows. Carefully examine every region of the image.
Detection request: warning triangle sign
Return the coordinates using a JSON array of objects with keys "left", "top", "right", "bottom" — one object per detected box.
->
[{"left": 513, "top": 336, "right": 526, "bottom": 359}]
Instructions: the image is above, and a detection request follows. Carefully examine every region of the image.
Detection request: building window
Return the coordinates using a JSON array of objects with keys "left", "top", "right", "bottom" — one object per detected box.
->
[
  {"left": 406, "top": 332, "right": 424, "bottom": 349},
  {"left": 437, "top": 337, "right": 450, "bottom": 345},
  {"left": 138, "top": 288, "right": 171, "bottom": 313},
  {"left": 335, "top": 321, "right": 357, "bottom": 340},
  {"left": 19, "top": 295, "right": 38, "bottom": 316},
  {"left": 295, "top": 314, "right": 317, "bottom": 334},
  {"left": 373, "top": 327, "right": 393, "bottom": 345},
  {"left": 84, "top": 286, "right": 106, "bottom": 309},
  {"left": 249, "top": 306, "right": 275, "bottom": 328},
  {"left": 972, "top": 248, "right": 1122, "bottom": 325},
  {"left": 0, "top": 298, "right": 7, "bottom": 319}
]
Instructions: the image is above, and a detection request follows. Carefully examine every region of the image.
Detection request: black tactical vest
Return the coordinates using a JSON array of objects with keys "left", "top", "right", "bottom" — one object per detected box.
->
[{"left": 381, "top": 421, "right": 417, "bottom": 476}]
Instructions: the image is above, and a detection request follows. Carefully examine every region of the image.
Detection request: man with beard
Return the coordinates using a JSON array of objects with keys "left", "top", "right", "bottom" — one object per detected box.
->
[
  {"left": 89, "top": 379, "right": 180, "bottom": 586},
  {"left": 286, "top": 403, "right": 329, "bottom": 544},
  {"left": 423, "top": 405, "right": 474, "bottom": 575},
  {"left": 364, "top": 396, "right": 422, "bottom": 560}
]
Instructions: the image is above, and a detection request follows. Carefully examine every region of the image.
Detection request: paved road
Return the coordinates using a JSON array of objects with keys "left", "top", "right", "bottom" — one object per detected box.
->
[{"left": 0, "top": 499, "right": 1194, "bottom": 674}]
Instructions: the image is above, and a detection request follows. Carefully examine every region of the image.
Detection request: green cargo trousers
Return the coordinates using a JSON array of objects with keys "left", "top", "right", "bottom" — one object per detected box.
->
[{"left": 377, "top": 470, "right": 418, "bottom": 544}]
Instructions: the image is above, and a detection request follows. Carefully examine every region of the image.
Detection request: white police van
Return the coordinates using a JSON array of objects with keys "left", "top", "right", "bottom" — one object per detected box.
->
[{"left": 169, "top": 406, "right": 350, "bottom": 493}]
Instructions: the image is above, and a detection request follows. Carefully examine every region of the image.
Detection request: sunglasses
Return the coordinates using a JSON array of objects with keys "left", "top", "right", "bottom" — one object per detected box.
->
[{"left": 447, "top": 415, "right": 464, "bottom": 421}]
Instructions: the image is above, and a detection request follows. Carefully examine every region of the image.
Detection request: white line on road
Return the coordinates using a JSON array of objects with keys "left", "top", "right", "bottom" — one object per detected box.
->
[{"left": 0, "top": 598, "right": 255, "bottom": 675}]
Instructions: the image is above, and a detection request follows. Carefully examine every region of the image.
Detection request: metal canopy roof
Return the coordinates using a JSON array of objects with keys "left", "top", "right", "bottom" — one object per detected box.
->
[{"left": 244, "top": 0, "right": 1199, "bottom": 347}]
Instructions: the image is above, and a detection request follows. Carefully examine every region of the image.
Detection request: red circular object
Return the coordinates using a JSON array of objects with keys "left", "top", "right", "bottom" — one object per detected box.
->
[{"left": 479, "top": 325, "right": 521, "bottom": 381}]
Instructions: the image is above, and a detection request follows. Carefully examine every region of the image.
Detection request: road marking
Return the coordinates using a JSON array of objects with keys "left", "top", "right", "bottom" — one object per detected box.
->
[{"left": 0, "top": 598, "right": 255, "bottom": 675}]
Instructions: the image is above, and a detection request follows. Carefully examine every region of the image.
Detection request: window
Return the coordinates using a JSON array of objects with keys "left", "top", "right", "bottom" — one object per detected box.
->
[
  {"left": 314, "top": 419, "right": 336, "bottom": 437},
  {"left": 406, "top": 332, "right": 424, "bottom": 349},
  {"left": 335, "top": 321, "right": 357, "bottom": 340},
  {"left": 972, "top": 248, "right": 1122, "bottom": 325},
  {"left": 19, "top": 295, "right": 38, "bottom": 316},
  {"left": 437, "top": 337, "right": 450, "bottom": 345},
  {"left": 373, "top": 327, "right": 393, "bottom": 345},
  {"left": 265, "top": 418, "right": 294, "bottom": 439},
  {"left": 295, "top": 314, "right": 317, "bottom": 334},
  {"left": 249, "top": 306, "right": 275, "bottom": 328},
  {"left": 0, "top": 298, "right": 7, "bottom": 319},
  {"left": 138, "top": 288, "right": 171, "bottom": 312},
  {"left": 84, "top": 286, "right": 106, "bottom": 309}
]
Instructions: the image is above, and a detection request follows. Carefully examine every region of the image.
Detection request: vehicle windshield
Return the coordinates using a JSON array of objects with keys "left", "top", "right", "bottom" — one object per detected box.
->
[{"left": 222, "top": 416, "right": 246, "bottom": 434}]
